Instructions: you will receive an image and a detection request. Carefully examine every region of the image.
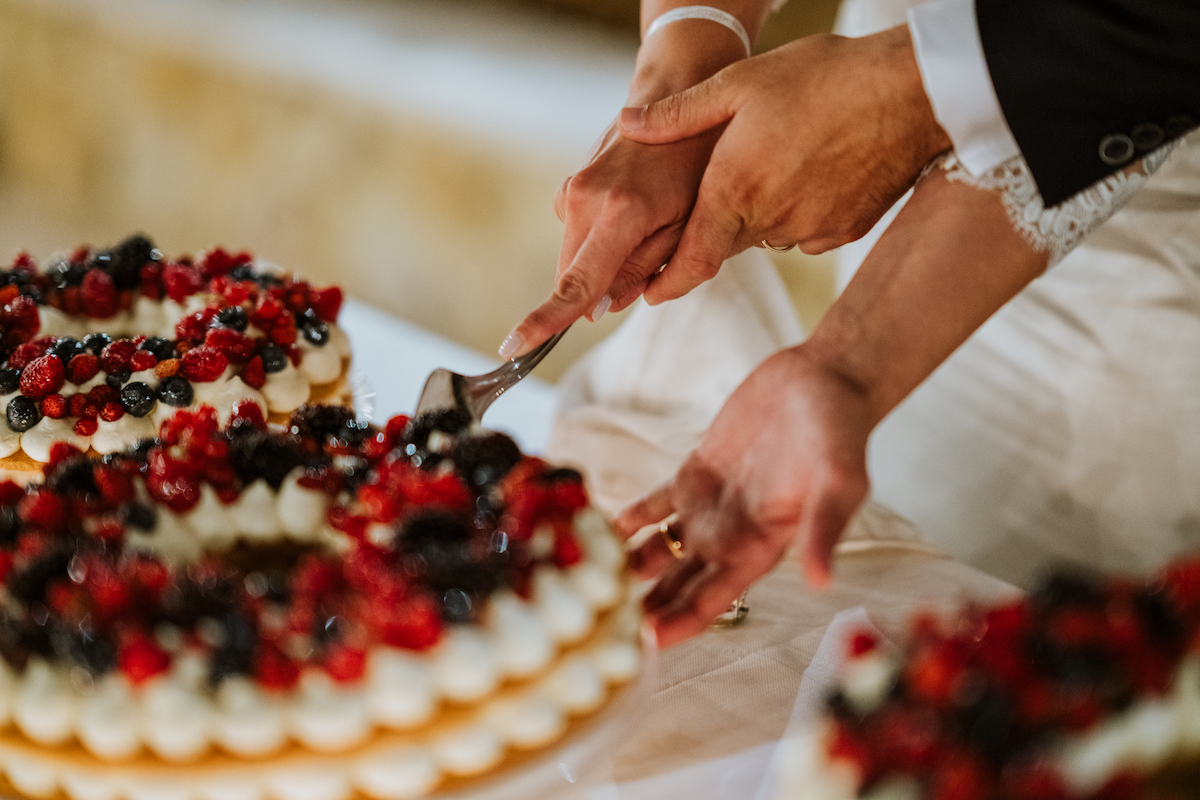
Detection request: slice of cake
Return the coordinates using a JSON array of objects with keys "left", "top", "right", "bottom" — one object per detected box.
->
[
  {"left": 0, "top": 405, "right": 640, "bottom": 800},
  {"left": 785, "top": 561, "right": 1200, "bottom": 800},
  {"left": 0, "top": 236, "right": 352, "bottom": 476}
]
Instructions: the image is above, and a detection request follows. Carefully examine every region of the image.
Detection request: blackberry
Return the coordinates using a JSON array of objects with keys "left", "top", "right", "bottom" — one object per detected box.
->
[
  {"left": 544, "top": 467, "right": 584, "bottom": 483},
  {"left": 398, "top": 511, "right": 502, "bottom": 618},
  {"left": 450, "top": 432, "right": 523, "bottom": 490},
  {"left": 227, "top": 429, "right": 303, "bottom": 489},
  {"left": 7, "top": 549, "right": 73, "bottom": 605},
  {"left": 127, "top": 438, "right": 157, "bottom": 463},
  {"left": 50, "top": 622, "right": 117, "bottom": 676},
  {"left": 0, "top": 612, "right": 30, "bottom": 671},
  {"left": 106, "top": 370, "right": 132, "bottom": 388},
  {"left": 260, "top": 344, "right": 288, "bottom": 374},
  {"left": 157, "top": 376, "right": 194, "bottom": 407},
  {"left": 122, "top": 502, "right": 157, "bottom": 531},
  {"left": 46, "top": 259, "right": 87, "bottom": 289},
  {"left": 288, "top": 405, "right": 357, "bottom": 442},
  {"left": 404, "top": 408, "right": 471, "bottom": 451},
  {"left": 0, "top": 505, "right": 19, "bottom": 547},
  {"left": 1030, "top": 570, "right": 1102, "bottom": 611},
  {"left": 208, "top": 610, "right": 257, "bottom": 686},
  {"left": 139, "top": 336, "right": 175, "bottom": 362},
  {"left": 120, "top": 382, "right": 156, "bottom": 417},
  {"left": 228, "top": 264, "right": 256, "bottom": 283},
  {"left": 109, "top": 234, "right": 158, "bottom": 290},
  {"left": 82, "top": 333, "right": 112, "bottom": 355},
  {"left": 0, "top": 368, "right": 20, "bottom": 395},
  {"left": 6, "top": 396, "right": 39, "bottom": 433},
  {"left": 20, "top": 286, "right": 43, "bottom": 304},
  {"left": 214, "top": 306, "right": 249, "bottom": 332},
  {"left": 47, "top": 453, "right": 98, "bottom": 497},
  {"left": 51, "top": 337, "right": 85, "bottom": 364}
]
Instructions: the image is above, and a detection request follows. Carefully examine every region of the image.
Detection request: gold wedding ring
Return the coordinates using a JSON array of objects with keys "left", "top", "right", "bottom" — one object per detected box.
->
[
  {"left": 658, "top": 513, "right": 687, "bottom": 560},
  {"left": 760, "top": 239, "right": 795, "bottom": 252}
]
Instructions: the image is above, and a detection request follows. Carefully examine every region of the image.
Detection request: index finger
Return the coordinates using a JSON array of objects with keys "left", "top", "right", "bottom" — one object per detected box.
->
[{"left": 501, "top": 211, "right": 646, "bottom": 358}]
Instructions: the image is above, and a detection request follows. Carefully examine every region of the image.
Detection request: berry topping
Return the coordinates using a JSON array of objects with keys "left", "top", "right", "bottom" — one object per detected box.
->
[
  {"left": 66, "top": 353, "right": 100, "bottom": 385},
  {"left": 309, "top": 286, "right": 343, "bottom": 323},
  {"left": 118, "top": 634, "right": 171, "bottom": 685},
  {"left": 105, "top": 370, "right": 131, "bottom": 388},
  {"left": 180, "top": 345, "right": 228, "bottom": 383},
  {"left": 6, "top": 395, "right": 39, "bottom": 432},
  {"left": 80, "top": 269, "right": 119, "bottom": 319},
  {"left": 19, "top": 354, "right": 66, "bottom": 400},
  {"left": 162, "top": 262, "right": 203, "bottom": 304},
  {"left": 228, "top": 399, "right": 266, "bottom": 431},
  {"left": 260, "top": 344, "right": 288, "bottom": 374},
  {"left": 297, "top": 310, "right": 330, "bottom": 346},
  {"left": 139, "top": 336, "right": 175, "bottom": 362},
  {"left": 99, "top": 401, "right": 125, "bottom": 422},
  {"left": 99, "top": 339, "right": 137, "bottom": 374},
  {"left": 241, "top": 355, "right": 266, "bottom": 390},
  {"left": 214, "top": 305, "right": 249, "bottom": 331},
  {"left": 41, "top": 394, "right": 66, "bottom": 420},
  {"left": 8, "top": 342, "right": 45, "bottom": 369},
  {"left": 155, "top": 358, "right": 181, "bottom": 379},
  {"left": 119, "top": 382, "right": 156, "bottom": 417},
  {"left": 204, "top": 327, "right": 256, "bottom": 364},
  {"left": 129, "top": 349, "right": 157, "bottom": 373},
  {"left": 157, "top": 376, "right": 194, "bottom": 407},
  {"left": 51, "top": 337, "right": 85, "bottom": 364},
  {"left": 74, "top": 418, "right": 98, "bottom": 436},
  {"left": 107, "top": 234, "right": 158, "bottom": 290}
]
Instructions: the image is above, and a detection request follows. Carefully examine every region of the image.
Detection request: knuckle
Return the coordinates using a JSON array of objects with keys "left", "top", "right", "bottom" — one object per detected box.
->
[{"left": 552, "top": 271, "right": 594, "bottom": 307}]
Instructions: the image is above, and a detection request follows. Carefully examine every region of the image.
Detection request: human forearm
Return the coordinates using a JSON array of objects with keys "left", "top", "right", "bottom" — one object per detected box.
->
[{"left": 802, "top": 168, "right": 1050, "bottom": 425}]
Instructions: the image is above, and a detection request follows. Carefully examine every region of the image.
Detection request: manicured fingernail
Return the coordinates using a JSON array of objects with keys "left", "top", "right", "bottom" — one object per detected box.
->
[
  {"left": 498, "top": 330, "right": 523, "bottom": 359},
  {"left": 619, "top": 105, "right": 646, "bottom": 130},
  {"left": 590, "top": 295, "right": 611, "bottom": 321}
]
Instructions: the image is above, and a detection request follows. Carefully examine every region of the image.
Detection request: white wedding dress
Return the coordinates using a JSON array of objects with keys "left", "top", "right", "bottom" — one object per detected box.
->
[{"left": 837, "top": 0, "right": 1200, "bottom": 586}]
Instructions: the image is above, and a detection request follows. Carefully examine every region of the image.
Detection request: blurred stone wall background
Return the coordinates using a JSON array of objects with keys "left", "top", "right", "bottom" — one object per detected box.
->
[{"left": 0, "top": 0, "right": 838, "bottom": 380}]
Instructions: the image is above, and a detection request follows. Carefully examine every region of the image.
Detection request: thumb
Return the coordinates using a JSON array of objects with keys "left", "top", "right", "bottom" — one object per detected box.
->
[
  {"left": 619, "top": 74, "right": 735, "bottom": 144},
  {"left": 796, "top": 474, "right": 868, "bottom": 589}
]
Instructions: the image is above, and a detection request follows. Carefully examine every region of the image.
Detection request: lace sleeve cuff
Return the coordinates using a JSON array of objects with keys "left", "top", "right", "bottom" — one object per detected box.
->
[{"left": 935, "top": 145, "right": 1178, "bottom": 265}]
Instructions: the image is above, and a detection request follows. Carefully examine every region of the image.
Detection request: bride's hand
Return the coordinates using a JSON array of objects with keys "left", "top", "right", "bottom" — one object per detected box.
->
[{"left": 619, "top": 25, "right": 952, "bottom": 305}]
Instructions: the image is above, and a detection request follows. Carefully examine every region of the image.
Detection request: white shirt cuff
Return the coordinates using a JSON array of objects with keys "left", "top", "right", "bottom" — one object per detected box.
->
[{"left": 907, "top": 0, "right": 1020, "bottom": 175}]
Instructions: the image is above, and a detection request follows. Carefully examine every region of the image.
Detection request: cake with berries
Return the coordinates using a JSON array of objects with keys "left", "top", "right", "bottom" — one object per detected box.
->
[
  {"left": 0, "top": 403, "right": 639, "bottom": 800},
  {"left": 0, "top": 236, "right": 352, "bottom": 478},
  {"left": 780, "top": 561, "right": 1200, "bottom": 800}
]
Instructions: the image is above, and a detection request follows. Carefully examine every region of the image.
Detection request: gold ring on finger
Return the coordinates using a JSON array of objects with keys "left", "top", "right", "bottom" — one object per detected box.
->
[
  {"left": 658, "top": 513, "right": 686, "bottom": 560},
  {"left": 761, "top": 240, "right": 795, "bottom": 252}
]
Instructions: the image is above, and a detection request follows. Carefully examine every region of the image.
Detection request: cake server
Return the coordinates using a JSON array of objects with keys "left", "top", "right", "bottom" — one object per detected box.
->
[{"left": 414, "top": 327, "right": 569, "bottom": 423}]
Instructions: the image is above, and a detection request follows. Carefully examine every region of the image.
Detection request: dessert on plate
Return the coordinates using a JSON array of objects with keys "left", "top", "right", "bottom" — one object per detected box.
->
[
  {"left": 0, "top": 403, "right": 639, "bottom": 800},
  {"left": 782, "top": 559, "right": 1200, "bottom": 800},
  {"left": 0, "top": 236, "right": 351, "bottom": 477}
]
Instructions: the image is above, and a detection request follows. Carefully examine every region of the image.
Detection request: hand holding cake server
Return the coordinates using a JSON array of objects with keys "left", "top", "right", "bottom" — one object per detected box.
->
[{"left": 502, "top": 0, "right": 1200, "bottom": 647}]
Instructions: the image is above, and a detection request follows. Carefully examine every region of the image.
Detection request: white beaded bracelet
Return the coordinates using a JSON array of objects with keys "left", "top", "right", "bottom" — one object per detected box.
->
[{"left": 645, "top": 6, "right": 753, "bottom": 58}]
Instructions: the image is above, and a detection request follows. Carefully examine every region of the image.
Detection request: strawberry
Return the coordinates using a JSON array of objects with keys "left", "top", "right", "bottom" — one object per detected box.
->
[
  {"left": 75, "top": 418, "right": 99, "bottom": 436},
  {"left": 180, "top": 345, "right": 228, "bottom": 382},
  {"left": 255, "top": 643, "right": 300, "bottom": 690},
  {"left": 8, "top": 342, "right": 45, "bottom": 370},
  {"left": 204, "top": 327, "right": 255, "bottom": 363},
  {"left": 67, "top": 394, "right": 88, "bottom": 418},
  {"left": 99, "top": 340, "right": 137, "bottom": 373},
  {"left": 0, "top": 286, "right": 18, "bottom": 307},
  {"left": 1, "top": 295, "right": 40, "bottom": 341},
  {"left": 323, "top": 645, "right": 367, "bottom": 683},
  {"left": 41, "top": 394, "right": 67, "bottom": 419},
  {"left": 118, "top": 634, "right": 171, "bottom": 685},
  {"left": 87, "top": 384, "right": 118, "bottom": 406},
  {"left": 155, "top": 358, "right": 181, "bottom": 378},
  {"left": 19, "top": 354, "right": 66, "bottom": 400},
  {"left": 100, "top": 401, "right": 125, "bottom": 422},
  {"left": 241, "top": 355, "right": 266, "bottom": 389},
  {"left": 139, "top": 262, "right": 163, "bottom": 300},
  {"left": 80, "top": 269, "right": 119, "bottom": 318},
  {"left": 66, "top": 352, "right": 100, "bottom": 384}
]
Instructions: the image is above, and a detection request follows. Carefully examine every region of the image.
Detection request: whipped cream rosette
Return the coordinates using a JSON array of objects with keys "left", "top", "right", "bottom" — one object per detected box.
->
[
  {"left": 0, "top": 236, "right": 352, "bottom": 476},
  {"left": 0, "top": 404, "right": 640, "bottom": 800}
]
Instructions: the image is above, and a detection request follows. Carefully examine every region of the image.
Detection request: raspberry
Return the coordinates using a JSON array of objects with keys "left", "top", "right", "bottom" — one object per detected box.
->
[
  {"left": 377, "top": 592, "right": 443, "bottom": 650},
  {"left": 204, "top": 327, "right": 256, "bottom": 364},
  {"left": 19, "top": 354, "right": 66, "bottom": 400},
  {"left": 66, "top": 353, "right": 100, "bottom": 384},
  {"left": 139, "top": 262, "right": 163, "bottom": 300},
  {"left": 267, "top": 320, "right": 297, "bottom": 347},
  {"left": 309, "top": 286, "right": 343, "bottom": 322},
  {"left": 41, "top": 394, "right": 66, "bottom": 419},
  {"left": 162, "top": 262, "right": 203, "bottom": 304},
  {"left": 88, "top": 384, "right": 119, "bottom": 406},
  {"left": 180, "top": 345, "right": 228, "bottom": 383},
  {"left": 19, "top": 491, "right": 67, "bottom": 530},
  {"left": 75, "top": 417, "right": 99, "bottom": 436},
  {"left": 323, "top": 645, "right": 367, "bottom": 683},
  {"left": 254, "top": 294, "right": 284, "bottom": 323},
  {"left": 99, "top": 340, "right": 137, "bottom": 373},
  {"left": 67, "top": 394, "right": 88, "bottom": 418},
  {"left": 0, "top": 295, "right": 40, "bottom": 341},
  {"left": 241, "top": 355, "right": 266, "bottom": 389},
  {"left": 80, "top": 269, "right": 119, "bottom": 318},
  {"left": 8, "top": 342, "right": 45, "bottom": 369},
  {"left": 155, "top": 358, "right": 181, "bottom": 378},
  {"left": 100, "top": 401, "right": 125, "bottom": 422},
  {"left": 255, "top": 643, "right": 300, "bottom": 690},
  {"left": 45, "top": 442, "right": 83, "bottom": 473},
  {"left": 129, "top": 350, "right": 157, "bottom": 373},
  {"left": 229, "top": 399, "right": 266, "bottom": 430},
  {"left": 59, "top": 286, "right": 84, "bottom": 316},
  {"left": 119, "top": 634, "right": 171, "bottom": 685},
  {"left": 175, "top": 308, "right": 218, "bottom": 345},
  {"left": 94, "top": 464, "right": 135, "bottom": 505}
]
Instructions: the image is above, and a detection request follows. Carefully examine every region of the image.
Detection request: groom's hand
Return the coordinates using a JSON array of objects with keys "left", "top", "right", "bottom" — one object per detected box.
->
[{"left": 620, "top": 25, "right": 952, "bottom": 305}]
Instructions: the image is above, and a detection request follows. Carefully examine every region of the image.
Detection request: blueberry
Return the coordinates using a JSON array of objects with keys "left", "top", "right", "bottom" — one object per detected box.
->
[
  {"left": 105, "top": 370, "right": 131, "bottom": 389},
  {"left": 157, "top": 376, "right": 194, "bottom": 407},
  {"left": 301, "top": 319, "right": 329, "bottom": 346},
  {"left": 139, "top": 336, "right": 175, "bottom": 362},
  {"left": 228, "top": 264, "right": 256, "bottom": 283},
  {"left": 260, "top": 344, "right": 287, "bottom": 374},
  {"left": 46, "top": 259, "right": 86, "bottom": 289},
  {"left": 120, "top": 382, "right": 156, "bottom": 417},
  {"left": 6, "top": 396, "right": 39, "bottom": 432},
  {"left": 52, "top": 337, "right": 84, "bottom": 363},
  {"left": 214, "top": 306, "right": 248, "bottom": 332},
  {"left": 82, "top": 333, "right": 112, "bottom": 355},
  {"left": 121, "top": 502, "right": 157, "bottom": 531},
  {"left": 0, "top": 369, "right": 20, "bottom": 395}
]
